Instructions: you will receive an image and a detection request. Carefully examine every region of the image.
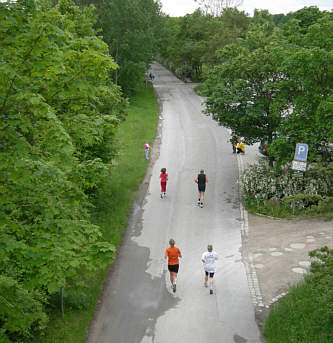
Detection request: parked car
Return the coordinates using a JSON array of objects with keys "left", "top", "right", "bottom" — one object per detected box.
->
[{"left": 258, "top": 140, "right": 269, "bottom": 156}]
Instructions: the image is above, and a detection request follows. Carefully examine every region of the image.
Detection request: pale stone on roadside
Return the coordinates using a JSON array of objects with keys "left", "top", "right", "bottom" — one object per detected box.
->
[
  {"left": 255, "top": 264, "right": 264, "bottom": 269},
  {"left": 292, "top": 267, "right": 307, "bottom": 274},
  {"left": 290, "top": 243, "right": 306, "bottom": 249},
  {"left": 271, "top": 252, "right": 283, "bottom": 256}
]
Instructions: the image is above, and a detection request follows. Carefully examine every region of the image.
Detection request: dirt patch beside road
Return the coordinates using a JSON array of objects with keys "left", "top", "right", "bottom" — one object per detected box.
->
[{"left": 243, "top": 214, "right": 333, "bottom": 323}]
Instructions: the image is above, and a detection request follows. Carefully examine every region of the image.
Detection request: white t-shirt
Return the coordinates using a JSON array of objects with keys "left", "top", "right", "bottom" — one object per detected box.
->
[{"left": 201, "top": 251, "right": 218, "bottom": 272}]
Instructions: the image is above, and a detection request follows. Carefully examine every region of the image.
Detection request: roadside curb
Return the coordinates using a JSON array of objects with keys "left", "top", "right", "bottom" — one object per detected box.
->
[
  {"left": 237, "top": 153, "right": 265, "bottom": 312},
  {"left": 254, "top": 213, "right": 283, "bottom": 220}
]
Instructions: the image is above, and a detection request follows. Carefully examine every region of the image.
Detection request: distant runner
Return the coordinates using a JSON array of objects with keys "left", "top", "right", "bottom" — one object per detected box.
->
[
  {"left": 164, "top": 239, "right": 182, "bottom": 293},
  {"left": 194, "top": 169, "right": 208, "bottom": 208},
  {"left": 160, "top": 168, "right": 168, "bottom": 198},
  {"left": 202, "top": 245, "right": 218, "bottom": 294}
]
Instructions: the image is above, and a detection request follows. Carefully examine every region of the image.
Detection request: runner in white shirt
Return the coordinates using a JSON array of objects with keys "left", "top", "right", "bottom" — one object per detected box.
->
[{"left": 201, "top": 245, "right": 218, "bottom": 294}]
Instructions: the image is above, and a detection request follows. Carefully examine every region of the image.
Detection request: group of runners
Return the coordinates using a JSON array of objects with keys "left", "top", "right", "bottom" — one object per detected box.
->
[
  {"left": 159, "top": 168, "right": 217, "bottom": 294},
  {"left": 144, "top": 142, "right": 217, "bottom": 294},
  {"left": 164, "top": 239, "right": 218, "bottom": 295},
  {"left": 159, "top": 168, "right": 208, "bottom": 208}
]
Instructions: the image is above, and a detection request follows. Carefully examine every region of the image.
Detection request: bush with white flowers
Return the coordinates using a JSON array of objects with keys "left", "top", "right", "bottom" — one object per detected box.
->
[{"left": 239, "top": 161, "right": 333, "bottom": 202}]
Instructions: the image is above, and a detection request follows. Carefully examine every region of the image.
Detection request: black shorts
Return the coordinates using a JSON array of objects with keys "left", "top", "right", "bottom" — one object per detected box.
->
[
  {"left": 198, "top": 185, "right": 206, "bottom": 192},
  {"left": 205, "top": 271, "right": 215, "bottom": 277},
  {"left": 168, "top": 264, "right": 179, "bottom": 273}
]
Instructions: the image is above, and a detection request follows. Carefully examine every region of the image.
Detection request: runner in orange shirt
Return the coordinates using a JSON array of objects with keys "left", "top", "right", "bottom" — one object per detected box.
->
[{"left": 164, "top": 239, "right": 182, "bottom": 292}]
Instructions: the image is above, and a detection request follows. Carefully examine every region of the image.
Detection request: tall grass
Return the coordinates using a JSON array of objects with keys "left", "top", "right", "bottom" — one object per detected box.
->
[{"left": 40, "top": 85, "right": 159, "bottom": 343}]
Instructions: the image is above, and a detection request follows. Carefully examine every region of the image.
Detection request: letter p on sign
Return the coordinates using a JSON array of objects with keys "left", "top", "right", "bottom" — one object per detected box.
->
[{"left": 294, "top": 143, "right": 308, "bottom": 162}]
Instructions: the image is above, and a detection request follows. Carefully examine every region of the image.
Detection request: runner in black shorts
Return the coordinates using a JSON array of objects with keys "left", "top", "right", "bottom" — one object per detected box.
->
[
  {"left": 202, "top": 244, "right": 218, "bottom": 294},
  {"left": 164, "top": 239, "right": 182, "bottom": 292},
  {"left": 195, "top": 169, "right": 208, "bottom": 208},
  {"left": 168, "top": 264, "right": 179, "bottom": 273}
]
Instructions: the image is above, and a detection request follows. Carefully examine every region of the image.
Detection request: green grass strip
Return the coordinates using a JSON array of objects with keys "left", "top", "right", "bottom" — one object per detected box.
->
[
  {"left": 40, "top": 85, "right": 159, "bottom": 343},
  {"left": 264, "top": 273, "right": 333, "bottom": 343}
]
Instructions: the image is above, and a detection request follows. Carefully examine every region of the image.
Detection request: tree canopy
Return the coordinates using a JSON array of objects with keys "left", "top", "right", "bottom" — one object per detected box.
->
[
  {"left": 203, "top": 7, "right": 333, "bottom": 166},
  {"left": 160, "top": 8, "right": 249, "bottom": 81},
  {"left": 0, "top": 0, "right": 126, "bottom": 340},
  {"left": 75, "top": 0, "right": 164, "bottom": 94}
]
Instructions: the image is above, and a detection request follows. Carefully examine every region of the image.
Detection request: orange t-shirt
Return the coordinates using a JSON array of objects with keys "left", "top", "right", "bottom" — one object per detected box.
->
[{"left": 165, "top": 247, "right": 181, "bottom": 265}]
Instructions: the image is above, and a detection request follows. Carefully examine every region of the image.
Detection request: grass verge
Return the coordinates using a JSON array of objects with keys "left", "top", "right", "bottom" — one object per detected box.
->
[
  {"left": 244, "top": 196, "right": 333, "bottom": 220},
  {"left": 264, "top": 247, "right": 333, "bottom": 343},
  {"left": 40, "top": 85, "right": 159, "bottom": 343},
  {"left": 244, "top": 196, "right": 294, "bottom": 219}
]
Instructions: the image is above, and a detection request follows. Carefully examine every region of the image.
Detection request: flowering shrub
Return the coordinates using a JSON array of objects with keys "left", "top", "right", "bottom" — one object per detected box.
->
[{"left": 239, "top": 162, "right": 333, "bottom": 202}]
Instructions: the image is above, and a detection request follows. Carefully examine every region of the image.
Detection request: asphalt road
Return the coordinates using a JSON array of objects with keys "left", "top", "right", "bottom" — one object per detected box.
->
[{"left": 86, "top": 63, "right": 264, "bottom": 343}]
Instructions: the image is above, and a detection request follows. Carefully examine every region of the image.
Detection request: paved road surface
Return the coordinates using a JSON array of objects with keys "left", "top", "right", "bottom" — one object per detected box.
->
[{"left": 86, "top": 63, "right": 264, "bottom": 343}]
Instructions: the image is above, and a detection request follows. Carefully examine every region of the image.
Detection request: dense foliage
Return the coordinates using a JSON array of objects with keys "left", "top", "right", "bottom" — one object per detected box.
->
[
  {"left": 75, "top": 0, "right": 164, "bottom": 94},
  {"left": 0, "top": 0, "right": 126, "bottom": 340},
  {"left": 203, "top": 7, "right": 333, "bottom": 166},
  {"left": 159, "top": 8, "right": 249, "bottom": 81}
]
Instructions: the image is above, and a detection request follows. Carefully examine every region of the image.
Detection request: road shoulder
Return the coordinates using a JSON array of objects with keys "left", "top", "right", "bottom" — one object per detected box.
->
[{"left": 243, "top": 213, "right": 333, "bottom": 325}]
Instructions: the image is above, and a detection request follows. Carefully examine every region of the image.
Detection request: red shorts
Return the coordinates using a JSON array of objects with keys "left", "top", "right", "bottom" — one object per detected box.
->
[{"left": 161, "top": 182, "right": 167, "bottom": 192}]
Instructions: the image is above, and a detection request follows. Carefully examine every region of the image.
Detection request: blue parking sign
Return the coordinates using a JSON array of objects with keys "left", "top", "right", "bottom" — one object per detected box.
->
[{"left": 294, "top": 143, "right": 308, "bottom": 162}]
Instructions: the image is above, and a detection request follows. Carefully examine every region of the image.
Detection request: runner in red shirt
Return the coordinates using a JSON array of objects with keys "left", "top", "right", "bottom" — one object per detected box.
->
[
  {"left": 164, "top": 239, "right": 182, "bottom": 292},
  {"left": 160, "top": 168, "right": 168, "bottom": 198}
]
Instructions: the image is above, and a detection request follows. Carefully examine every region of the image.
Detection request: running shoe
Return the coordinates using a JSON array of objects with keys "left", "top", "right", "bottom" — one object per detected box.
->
[
  {"left": 197, "top": 200, "right": 200, "bottom": 205},
  {"left": 210, "top": 289, "right": 213, "bottom": 295},
  {"left": 160, "top": 194, "right": 163, "bottom": 199},
  {"left": 204, "top": 282, "right": 208, "bottom": 288},
  {"left": 173, "top": 284, "right": 176, "bottom": 293},
  {"left": 200, "top": 203, "right": 203, "bottom": 208}
]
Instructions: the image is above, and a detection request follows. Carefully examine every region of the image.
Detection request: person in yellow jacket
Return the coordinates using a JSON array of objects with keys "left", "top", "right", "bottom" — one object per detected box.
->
[{"left": 236, "top": 139, "right": 245, "bottom": 154}]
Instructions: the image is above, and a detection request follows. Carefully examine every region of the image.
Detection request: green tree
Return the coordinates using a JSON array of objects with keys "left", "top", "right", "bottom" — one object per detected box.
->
[
  {"left": 203, "top": 8, "right": 249, "bottom": 65},
  {"left": 160, "top": 8, "right": 249, "bottom": 81},
  {"left": 204, "top": 22, "right": 291, "bottom": 165},
  {"left": 204, "top": 6, "right": 333, "bottom": 167},
  {"left": 76, "top": 0, "right": 164, "bottom": 94},
  {"left": 0, "top": 0, "right": 124, "bottom": 340},
  {"left": 173, "top": 10, "right": 212, "bottom": 80},
  {"left": 269, "top": 11, "right": 333, "bottom": 165}
]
